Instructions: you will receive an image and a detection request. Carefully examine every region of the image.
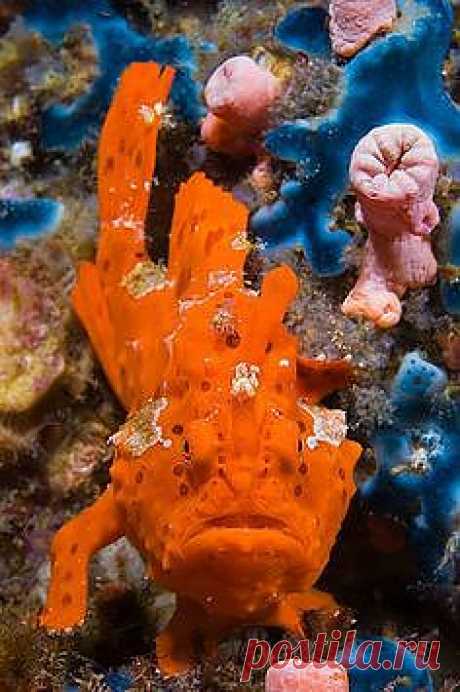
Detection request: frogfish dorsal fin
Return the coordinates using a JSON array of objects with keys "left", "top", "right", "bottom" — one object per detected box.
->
[
  {"left": 97, "top": 62, "right": 175, "bottom": 288},
  {"left": 72, "top": 62, "right": 175, "bottom": 409},
  {"left": 72, "top": 63, "right": 250, "bottom": 410}
]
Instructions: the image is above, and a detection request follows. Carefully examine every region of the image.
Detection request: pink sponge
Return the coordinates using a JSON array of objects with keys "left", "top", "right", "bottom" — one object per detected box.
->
[
  {"left": 330, "top": 0, "right": 397, "bottom": 58},
  {"left": 201, "top": 56, "right": 282, "bottom": 157},
  {"left": 342, "top": 123, "right": 440, "bottom": 328}
]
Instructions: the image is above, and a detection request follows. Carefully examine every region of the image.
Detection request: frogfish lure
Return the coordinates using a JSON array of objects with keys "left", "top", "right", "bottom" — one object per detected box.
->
[{"left": 40, "top": 62, "right": 362, "bottom": 675}]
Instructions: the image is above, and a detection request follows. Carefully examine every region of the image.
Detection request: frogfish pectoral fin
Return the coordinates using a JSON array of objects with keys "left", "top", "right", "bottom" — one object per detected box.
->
[{"left": 40, "top": 488, "right": 124, "bottom": 632}]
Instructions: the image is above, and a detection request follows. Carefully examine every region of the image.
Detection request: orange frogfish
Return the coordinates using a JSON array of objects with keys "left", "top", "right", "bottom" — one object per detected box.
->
[{"left": 40, "top": 62, "right": 362, "bottom": 675}]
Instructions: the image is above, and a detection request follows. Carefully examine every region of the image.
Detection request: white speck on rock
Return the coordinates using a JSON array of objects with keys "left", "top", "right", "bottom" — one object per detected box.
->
[
  {"left": 10, "top": 140, "right": 32, "bottom": 167},
  {"left": 390, "top": 445, "right": 432, "bottom": 477}
]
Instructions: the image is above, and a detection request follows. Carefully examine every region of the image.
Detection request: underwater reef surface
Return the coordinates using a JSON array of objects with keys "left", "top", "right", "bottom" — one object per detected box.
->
[
  {"left": 253, "top": 0, "right": 460, "bottom": 275},
  {"left": 23, "top": 0, "right": 204, "bottom": 149},
  {"left": 0, "top": 0, "right": 459, "bottom": 689}
]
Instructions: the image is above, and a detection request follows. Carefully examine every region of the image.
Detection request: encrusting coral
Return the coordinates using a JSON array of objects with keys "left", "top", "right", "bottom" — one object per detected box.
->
[
  {"left": 329, "top": 0, "right": 397, "bottom": 58},
  {"left": 0, "top": 256, "right": 65, "bottom": 413},
  {"left": 23, "top": 0, "right": 203, "bottom": 150},
  {"left": 341, "top": 123, "right": 440, "bottom": 328},
  {"left": 40, "top": 61, "right": 362, "bottom": 676},
  {"left": 0, "top": 230, "right": 110, "bottom": 471}
]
